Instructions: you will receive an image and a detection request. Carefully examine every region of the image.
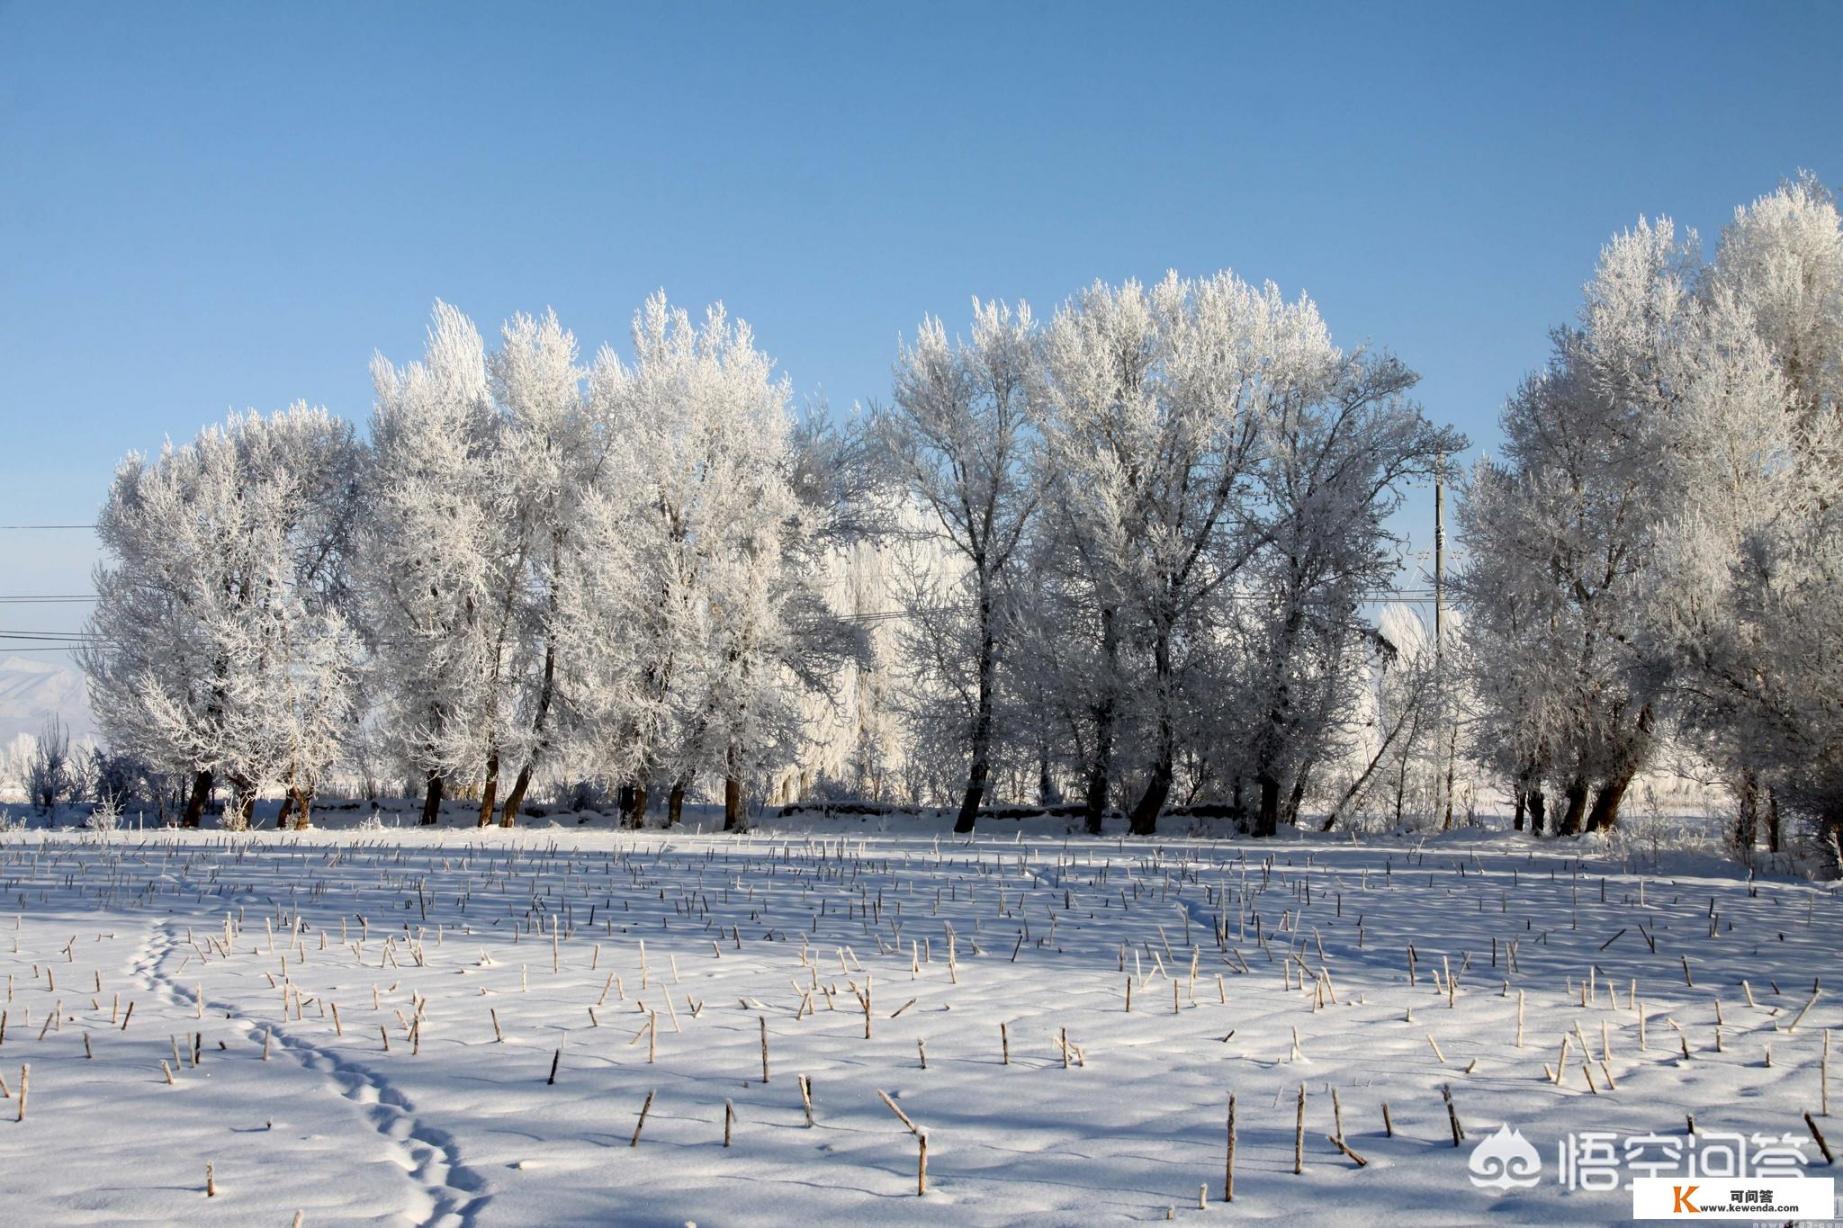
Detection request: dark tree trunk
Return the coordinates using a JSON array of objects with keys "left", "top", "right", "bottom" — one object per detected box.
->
[
  {"left": 1129, "top": 744, "right": 1172, "bottom": 836},
  {"left": 1282, "top": 769, "right": 1309, "bottom": 828},
  {"left": 182, "top": 769, "right": 213, "bottom": 829},
  {"left": 1734, "top": 768, "right": 1760, "bottom": 851},
  {"left": 1392, "top": 750, "right": 1411, "bottom": 826},
  {"left": 1082, "top": 608, "right": 1119, "bottom": 837},
  {"left": 287, "top": 786, "right": 313, "bottom": 831},
  {"left": 275, "top": 793, "right": 293, "bottom": 831},
  {"left": 478, "top": 747, "right": 499, "bottom": 827},
  {"left": 499, "top": 639, "right": 557, "bottom": 828},
  {"left": 1324, "top": 722, "right": 1407, "bottom": 833},
  {"left": 1585, "top": 774, "right": 1632, "bottom": 832},
  {"left": 723, "top": 777, "right": 743, "bottom": 831},
  {"left": 955, "top": 773, "right": 986, "bottom": 835},
  {"left": 1512, "top": 763, "right": 1538, "bottom": 833},
  {"left": 1127, "top": 633, "right": 1176, "bottom": 836},
  {"left": 1082, "top": 754, "right": 1110, "bottom": 837},
  {"left": 624, "top": 781, "right": 649, "bottom": 830},
  {"left": 420, "top": 770, "right": 445, "bottom": 826},
  {"left": 1557, "top": 775, "right": 1589, "bottom": 836},
  {"left": 724, "top": 746, "right": 744, "bottom": 832},
  {"left": 1766, "top": 787, "right": 1782, "bottom": 854},
  {"left": 1255, "top": 773, "right": 1282, "bottom": 838},
  {"left": 499, "top": 764, "right": 532, "bottom": 828},
  {"left": 955, "top": 582, "right": 999, "bottom": 836},
  {"left": 668, "top": 778, "right": 687, "bottom": 826},
  {"left": 1440, "top": 727, "right": 1458, "bottom": 831},
  {"left": 1528, "top": 788, "right": 1547, "bottom": 836},
  {"left": 1586, "top": 704, "right": 1652, "bottom": 834}
]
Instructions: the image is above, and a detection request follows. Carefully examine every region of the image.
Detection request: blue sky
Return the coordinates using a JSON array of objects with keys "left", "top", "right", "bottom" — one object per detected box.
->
[{"left": 2, "top": 1, "right": 1839, "bottom": 641}]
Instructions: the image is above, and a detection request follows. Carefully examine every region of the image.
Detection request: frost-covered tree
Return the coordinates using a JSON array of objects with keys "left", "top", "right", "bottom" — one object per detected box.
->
[
  {"left": 1235, "top": 352, "right": 1457, "bottom": 834},
  {"left": 558, "top": 294, "right": 823, "bottom": 830},
  {"left": 481, "top": 310, "right": 593, "bottom": 826},
  {"left": 82, "top": 406, "right": 362, "bottom": 828},
  {"left": 1464, "top": 179, "right": 1843, "bottom": 859},
  {"left": 877, "top": 301, "right": 1042, "bottom": 833},
  {"left": 1035, "top": 276, "right": 1269, "bottom": 833},
  {"left": 1457, "top": 218, "right": 1703, "bottom": 835},
  {"left": 357, "top": 303, "right": 503, "bottom": 826},
  {"left": 1648, "top": 177, "right": 1843, "bottom": 859},
  {"left": 1038, "top": 272, "right": 1427, "bottom": 834}
]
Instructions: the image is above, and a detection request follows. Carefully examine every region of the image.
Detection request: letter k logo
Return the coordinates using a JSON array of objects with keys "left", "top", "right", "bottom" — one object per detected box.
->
[{"left": 1672, "top": 1184, "right": 1700, "bottom": 1213}]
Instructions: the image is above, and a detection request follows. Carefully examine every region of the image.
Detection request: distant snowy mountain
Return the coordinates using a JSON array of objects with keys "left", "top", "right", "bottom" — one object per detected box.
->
[{"left": 0, "top": 656, "right": 95, "bottom": 745}]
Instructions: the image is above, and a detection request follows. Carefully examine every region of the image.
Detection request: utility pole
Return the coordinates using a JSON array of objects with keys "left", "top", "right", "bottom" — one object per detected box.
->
[
  {"left": 1435, "top": 454, "right": 1456, "bottom": 830},
  {"left": 1433, "top": 453, "right": 1444, "bottom": 655}
]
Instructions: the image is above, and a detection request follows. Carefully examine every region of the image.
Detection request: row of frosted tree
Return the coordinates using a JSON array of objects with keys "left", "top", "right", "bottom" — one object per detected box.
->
[
  {"left": 83, "top": 175, "right": 1837, "bottom": 849},
  {"left": 1455, "top": 175, "right": 1843, "bottom": 860},
  {"left": 83, "top": 298, "right": 856, "bottom": 830},
  {"left": 81, "top": 273, "right": 1459, "bottom": 833}
]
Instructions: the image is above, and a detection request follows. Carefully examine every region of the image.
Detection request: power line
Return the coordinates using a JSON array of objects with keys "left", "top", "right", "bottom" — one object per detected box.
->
[{"left": 0, "top": 524, "right": 96, "bottom": 530}]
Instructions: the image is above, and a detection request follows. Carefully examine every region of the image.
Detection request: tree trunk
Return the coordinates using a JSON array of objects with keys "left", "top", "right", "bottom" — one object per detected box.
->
[
  {"left": 1512, "top": 763, "right": 1539, "bottom": 832},
  {"left": 498, "top": 763, "right": 531, "bottom": 828},
  {"left": 1255, "top": 773, "right": 1282, "bottom": 838},
  {"left": 1282, "top": 771, "right": 1308, "bottom": 829},
  {"left": 668, "top": 778, "right": 687, "bottom": 827},
  {"left": 1557, "top": 775, "right": 1589, "bottom": 836},
  {"left": 1584, "top": 773, "right": 1632, "bottom": 832},
  {"left": 1129, "top": 746, "right": 1172, "bottom": 836},
  {"left": 229, "top": 773, "right": 256, "bottom": 830},
  {"left": 1082, "top": 755, "right": 1110, "bottom": 836},
  {"left": 276, "top": 793, "right": 294, "bottom": 832},
  {"left": 1439, "top": 726, "right": 1458, "bottom": 831},
  {"left": 1766, "top": 787, "right": 1782, "bottom": 854},
  {"left": 1127, "top": 634, "right": 1175, "bottom": 836},
  {"left": 499, "top": 639, "right": 557, "bottom": 828},
  {"left": 1528, "top": 787, "right": 1547, "bottom": 836},
  {"left": 1817, "top": 807, "right": 1841, "bottom": 877},
  {"left": 181, "top": 769, "right": 212, "bottom": 829},
  {"left": 288, "top": 786, "right": 313, "bottom": 831},
  {"left": 1082, "top": 609, "right": 1119, "bottom": 837},
  {"left": 420, "top": 770, "right": 445, "bottom": 826},
  {"left": 624, "top": 781, "right": 649, "bottom": 830},
  {"left": 955, "top": 581, "right": 999, "bottom": 836},
  {"left": 1586, "top": 703, "right": 1652, "bottom": 834},
  {"left": 723, "top": 746, "right": 744, "bottom": 832},
  {"left": 478, "top": 747, "right": 499, "bottom": 827},
  {"left": 1324, "top": 721, "right": 1407, "bottom": 832},
  {"left": 1734, "top": 768, "right": 1760, "bottom": 851}
]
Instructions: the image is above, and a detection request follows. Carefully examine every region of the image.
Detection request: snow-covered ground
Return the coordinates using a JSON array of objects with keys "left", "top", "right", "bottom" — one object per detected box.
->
[{"left": 0, "top": 821, "right": 1836, "bottom": 1226}]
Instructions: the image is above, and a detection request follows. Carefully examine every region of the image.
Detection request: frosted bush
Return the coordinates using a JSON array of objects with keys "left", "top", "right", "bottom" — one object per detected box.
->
[{"left": 84, "top": 797, "right": 121, "bottom": 832}]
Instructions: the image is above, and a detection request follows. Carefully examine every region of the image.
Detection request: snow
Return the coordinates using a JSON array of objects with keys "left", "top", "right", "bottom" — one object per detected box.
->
[{"left": 0, "top": 820, "right": 1835, "bottom": 1226}]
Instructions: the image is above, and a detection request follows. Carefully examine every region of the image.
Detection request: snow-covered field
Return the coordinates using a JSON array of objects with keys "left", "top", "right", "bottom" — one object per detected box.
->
[{"left": 0, "top": 821, "right": 1836, "bottom": 1226}]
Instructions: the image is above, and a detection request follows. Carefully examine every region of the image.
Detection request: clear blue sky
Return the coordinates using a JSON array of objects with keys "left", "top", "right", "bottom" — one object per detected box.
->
[{"left": 2, "top": 1, "right": 1839, "bottom": 643}]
